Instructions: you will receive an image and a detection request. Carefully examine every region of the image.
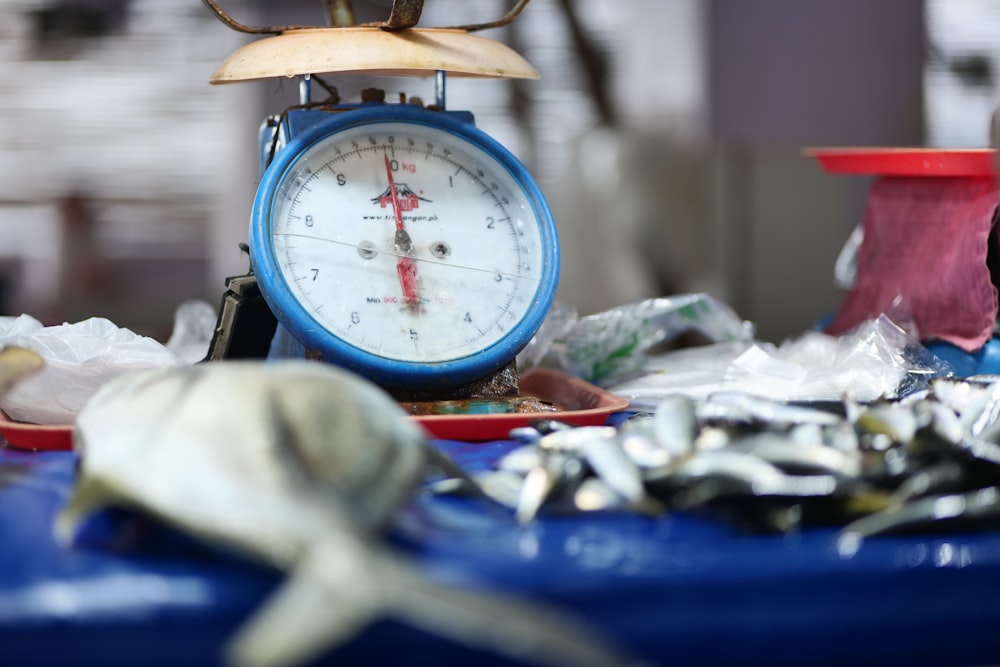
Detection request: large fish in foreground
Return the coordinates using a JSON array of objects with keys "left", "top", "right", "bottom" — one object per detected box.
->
[{"left": 55, "top": 360, "right": 632, "bottom": 667}]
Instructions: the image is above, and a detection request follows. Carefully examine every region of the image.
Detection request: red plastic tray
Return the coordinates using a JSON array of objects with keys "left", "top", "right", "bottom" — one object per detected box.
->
[
  {"left": 0, "top": 368, "right": 627, "bottom": 450},
  {"left": 0, "top": 410, "right": 73, "bottom": 451},
  {"left": 412, "top": 368, "right": 628, "bottom": 441},
  {"left": 804, "top": 147, "right": 996, "bottom": 177}
]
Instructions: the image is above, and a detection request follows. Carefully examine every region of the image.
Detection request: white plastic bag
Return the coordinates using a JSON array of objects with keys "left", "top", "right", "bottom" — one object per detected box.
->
[
  {"left": 0, "top": 315, "right": 183, "bottom": 425},
  {"left": 610, "top": 315, "right": 954, "bottom": 411}
]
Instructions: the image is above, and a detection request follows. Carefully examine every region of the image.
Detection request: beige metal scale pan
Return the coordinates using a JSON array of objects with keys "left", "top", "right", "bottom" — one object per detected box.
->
[{"left": 209, "top": 27, "right": 539, "bottom": 83}]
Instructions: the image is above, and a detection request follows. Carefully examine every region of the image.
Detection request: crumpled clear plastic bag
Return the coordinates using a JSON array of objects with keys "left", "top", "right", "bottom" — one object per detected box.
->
[
  {"left": 609, "top": 314, "right": 954, "bottom": 411},
  {"left": 164, "top": 299, "right": 218, "bottom": 364},
  {"left": 0, "top": 315, "right": 183, "bottom": 425},
  {"left": 518, "top": 293, "right": 755, "bottom": 387}
]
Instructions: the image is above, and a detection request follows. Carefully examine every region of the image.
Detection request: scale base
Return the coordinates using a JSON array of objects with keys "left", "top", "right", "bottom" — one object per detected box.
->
[
  {"left": 383, "top": 359, "right": 519, "bottom": 403},
  {"left": 206, "top": 272, "right": 521, "bottom": 401}
]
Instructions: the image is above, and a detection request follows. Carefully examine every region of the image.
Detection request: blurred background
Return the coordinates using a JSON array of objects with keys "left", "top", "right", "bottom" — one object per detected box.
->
[{"left": 0, "top": 0, "right": 995, "bottom": 343}]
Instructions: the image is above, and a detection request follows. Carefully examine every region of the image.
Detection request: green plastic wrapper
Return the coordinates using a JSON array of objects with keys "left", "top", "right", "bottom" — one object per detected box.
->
[{"left": 518, "top": 294, "right": 754, "bottom": 388}]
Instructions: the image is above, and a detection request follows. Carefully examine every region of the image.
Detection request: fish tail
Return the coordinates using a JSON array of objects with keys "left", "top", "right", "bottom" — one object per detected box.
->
[
  {"left": 225, "top": 542, "right": 383, "bottom": 667},
  {"left": 54, "top": 476, "right": 112, "bottom": 546},
  {"left": 226, "top": 541, "right": 639, "bottom": 667},
  {"left": 374, "top": 551, "right": 638, "bottom": 667}
]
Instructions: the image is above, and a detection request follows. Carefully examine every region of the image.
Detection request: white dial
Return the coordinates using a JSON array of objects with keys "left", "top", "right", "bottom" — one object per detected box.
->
[{"left": 251, "top": 108, "right": 558, "bottom": 388}]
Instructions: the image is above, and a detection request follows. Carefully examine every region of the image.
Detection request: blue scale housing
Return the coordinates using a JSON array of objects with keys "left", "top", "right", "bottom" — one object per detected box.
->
[{"left": 250, "top": 103, "right": 559, "bottom": 391}]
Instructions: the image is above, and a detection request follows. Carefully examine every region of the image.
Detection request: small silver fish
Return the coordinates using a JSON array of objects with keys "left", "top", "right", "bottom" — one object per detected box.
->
[
  {"left": 932, "top": 377, "right": 991, "bottom": 420},
  {"left": 574, "top": 477, "right": 628, "bottom": 512},
  {"left": 652, "top": 394, "right": 698, "bottom": 458},
  {"left": 912, "top": 401, "right": 964, "bottom": 448},
  {"left": 497, "top": 443, "right": 546, "bottom": 475},
  {"left": 475, "top": 469, "right": 525, "bottom": 508},
  {"left": 853, "top": 403, "right": 918, "bottom": 445},
  {"left": 619, "top": 426, "right": 672, "bottom": 470},
  {"left": 581, "top": 431, "right": 646, "bottom": 504},
  {"left": 693, "top": 425, "right": 731, "bottom": 451},
  {"left": 960, "top": 380, "right": 1000, "bottom": 440},
  {"left": 788, "top": 422, "right": 823, "bottom": 447},
  {"left": 700, "top": 392, "right": 843, "bottom": 428},
  {"left": 840, "top": 486, "right": 1000, "bottom": 545},
  {"left": 514, "top": 452, "right": 586, "bottom": 524},
  {"left": 539, "top": 425, "right": 649, "bottom": 503},
  {"left": 822, "top": 419, "right": 859, "bottom": 454},
  {"left": 538, "top": 425, "right": 617, "bottom": 453},
  {"left": 516, "top": 460, "right": 559, "bottom": 524},
  {"left": 890, "top": 460, "right": 968, "bottom": 504},
  {"left": 669, "top": 450, "right": 839, "bottom": 508},
  {"left": 726, "top": 432, "right": 861, "bottom": 478}
]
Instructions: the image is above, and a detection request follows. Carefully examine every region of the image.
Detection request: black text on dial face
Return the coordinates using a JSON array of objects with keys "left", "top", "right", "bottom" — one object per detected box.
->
[{"left": 270, "top": 121, "right": 546, "bottom": 364}]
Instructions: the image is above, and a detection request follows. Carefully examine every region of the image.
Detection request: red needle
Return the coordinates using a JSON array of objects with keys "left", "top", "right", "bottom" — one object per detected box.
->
[{"left": 384, "top": 151, "right": 421, "bottom": 308}]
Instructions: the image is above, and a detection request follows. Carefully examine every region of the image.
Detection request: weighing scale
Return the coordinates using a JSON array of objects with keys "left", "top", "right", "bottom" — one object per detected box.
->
[{"left": 202, "top": 0, "right": 559, "bottom": 402}]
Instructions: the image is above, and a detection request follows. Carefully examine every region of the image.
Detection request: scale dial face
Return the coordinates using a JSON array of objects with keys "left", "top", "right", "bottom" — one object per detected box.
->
[{"left": 250, "top": 105, "right": 559, "bottom": 390}]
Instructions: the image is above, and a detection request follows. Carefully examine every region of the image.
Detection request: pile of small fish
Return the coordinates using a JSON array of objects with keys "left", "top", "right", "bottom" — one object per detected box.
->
[{"left": 472, "top": 376, "right": 1000, "bottom": 544}]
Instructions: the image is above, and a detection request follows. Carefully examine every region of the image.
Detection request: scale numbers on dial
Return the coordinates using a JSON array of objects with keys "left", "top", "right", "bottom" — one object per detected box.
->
[{"left": 267, "top": 120, "right": 548, "bottom": 364}]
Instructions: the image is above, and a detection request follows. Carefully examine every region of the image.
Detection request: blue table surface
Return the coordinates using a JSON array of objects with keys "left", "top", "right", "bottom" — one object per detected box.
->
[{"left": 3, "top": 435, "right": 1000, "bottom": 667}]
